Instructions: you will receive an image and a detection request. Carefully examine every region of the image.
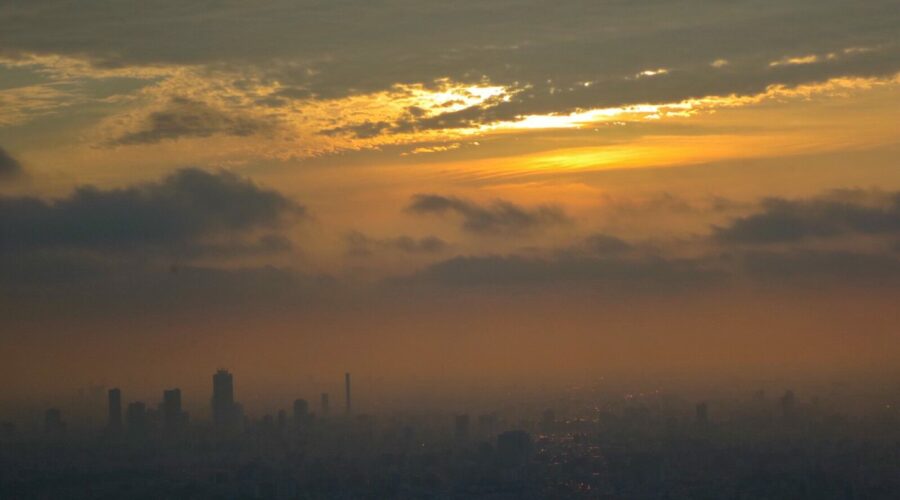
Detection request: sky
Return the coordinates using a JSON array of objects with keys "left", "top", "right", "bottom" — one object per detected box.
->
[{"left": 1, "top": 0, "right": 899, "bottom": 409}]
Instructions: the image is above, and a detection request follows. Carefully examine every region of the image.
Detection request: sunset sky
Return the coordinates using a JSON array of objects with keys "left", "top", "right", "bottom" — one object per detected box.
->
[{"left": 1, "top": 1, "right": 899, "bottom": 409}]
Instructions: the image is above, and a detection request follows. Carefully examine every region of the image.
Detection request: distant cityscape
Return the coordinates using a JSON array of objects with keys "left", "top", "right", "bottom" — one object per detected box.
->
[{"left": 2, "top": 371, "right": 899, "bottom": 498}]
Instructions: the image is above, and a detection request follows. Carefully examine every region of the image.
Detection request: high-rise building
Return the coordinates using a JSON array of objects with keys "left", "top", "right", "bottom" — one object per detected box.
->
[
  {"left": 454, "top": 414, "right": 470, "bottom": 440},
  {"left": 497, "top": 430, "right": 532, "bottom": 467},
  {"left": 126, "top": 402, "right": 148, "bottom": 436},
  {"left": 345, "top": 372, "right": 351, "bottom": 415},
  {"left": 780, "top": 390, "right": 796, "bottom": 419},
  {"left": 44, "top": 408, "right": 65, "bottom": 435},
  {"left": 696, "top": 401, "right": 709, "bottom": 425},
  {"left": 477, "top": 413, "right": 497, "bottom": 439},
  {"left": 293, "top": 398, "right": 310, "bottom": 428},
  {"left": 108, "top": 388, "right": 122, "bottom": 432},
  {"left": 212, "top": 370, "right": 237, "bottom": 429},
  {"left": 277, "top": 409, "right": 287, "bottom": 432},
  {"left": 162, "top": 388, "right": 186, "bottom": 433},
  {"left": 321, "top": 393, "right": 330, "bottom": 417}
]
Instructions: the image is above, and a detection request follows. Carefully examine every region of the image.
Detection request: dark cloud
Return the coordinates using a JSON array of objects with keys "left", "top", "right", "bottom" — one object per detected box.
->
[
  {"left": 0, "top": 146, "right": 24, "bottom": 180},
  {"left": 402, "top": 253, "right": 724, "bottom": 291},
  {"left": 0, "top": 168, "right": 317, "bottom": 317},
  {"left": 407, "top": 194, "right": 568, "bottom": 234},
  {"left": 345, "top": 231, "right": 375, "bottom": 258},
  {"left": 175, "top": 233, "right": 294, "bottom": 259},
  {"left": 398, "top": 189, "right": 900, "bottom": 291},
  {"left": 321, "top": 121, "right": 392, "bottom": 139},
  {"left": 573, "top": 234, "right": 634, "bottom": 256},
  {"left": 740, "top": 250, "right": 900, "bottom": 286},
  {"left": 0, "top": 255, "right": 335, "bottom": 320},
  {"left": 714, "top": 190, "right": 900, "bottom": 244},
  {"left": 2, "top": 0, "right": 897, "bottom": 127},
  {"left": 391, "top": 235, "right": 447, "bottom": 254},
  {"left": 400, "top": 244, "right": 900, "bottom": 291},
  {"left": 108, "top": 98, "right": 274, "bottom": 146},
  {"left": 345, "top": 231, "right": 448, "bottom": 257},
  {"left": 0, "top": 168, "right": 304, "bottom": 253}
]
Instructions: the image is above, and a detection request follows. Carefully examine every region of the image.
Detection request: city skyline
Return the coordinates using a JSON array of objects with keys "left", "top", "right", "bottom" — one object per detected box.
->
[{"left": 0, "top": 3, "right": 898, "bottom": 496}]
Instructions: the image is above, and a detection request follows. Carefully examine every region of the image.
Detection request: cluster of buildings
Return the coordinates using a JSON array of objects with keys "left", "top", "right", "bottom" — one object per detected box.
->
[{"left": 41, "top": 369, "right": 356, "bottom": 439}]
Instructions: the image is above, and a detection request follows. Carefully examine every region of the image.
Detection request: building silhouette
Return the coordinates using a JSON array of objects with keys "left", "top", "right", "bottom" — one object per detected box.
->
[
  {"left": 696, "top": 401, "right": 709, "bottom": 425},
  {"left": 107, "top": 388, "right": 122, "bottom": 432},
  {"left": 780, "top": 390, "right": 796, "bottom": 419},
  {"left": 212, "top": 369, "right": 238, "bottom": 430},
  {"left": 345, "top": 373, "right": 352, "bottom": 415},
  {"left": 162, "top": 388, "right": 186, "bottom": 434},
  {"left": 321, "top": 393, "right": 330, "bottom": 417},
  {"left": 454, "top": 414, "right": 470, "bottom": 441},
  {"left": 497, "top": 430, "right": 532, "bottom": 467},
  {"left": 44, "top": 408, "right": 65, "bottom": 435},
  {"left": 277, "top": 409, "right": 287, "bottom": 432},
  {"left": 126, "top": 402, "right": 148, "bottom": 436},
  {"left": 293, "top": 398, "right": 310, "bottom": 429}
]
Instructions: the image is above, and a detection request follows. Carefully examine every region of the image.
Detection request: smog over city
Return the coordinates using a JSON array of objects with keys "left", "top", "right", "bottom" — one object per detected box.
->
[{"left": 1, "top": 1, "right": 899, "bottom": 498}]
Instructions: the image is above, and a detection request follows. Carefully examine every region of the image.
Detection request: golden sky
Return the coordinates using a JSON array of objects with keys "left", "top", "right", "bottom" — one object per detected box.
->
[{"left": 1, "top": 0, "right": 899, "bottom": 402}]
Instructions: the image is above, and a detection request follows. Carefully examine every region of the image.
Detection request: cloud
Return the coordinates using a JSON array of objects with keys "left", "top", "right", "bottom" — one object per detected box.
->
[
  {"left": 401, "top": 253, "right": 724, "bottom": 291},
  {"left": 396, "top": 189, "right": 900, "bottom": 291},
  {"left": 108, "top": 97, "right": 274, "bottom": 146},
  {"left": 740, "top": 250, "right": 900, "bottom": 286},
  {"left": 714, "top": 190, "right": 900, "bottom": 244},
  {"left": 0, "top": 168, "right": 317, "bottom": 316},
  {"left": 0, "top": 146, "right": 24, "bottom": 180},
  {"left": 0, "top": 254, "right": 334, "bottom": 319},
  {"left": 175, "top": 233, "right": 294, "bottom": 259},
  {"left": 407, "top": 194, "right": 569, "bottom": 234},
  {"left": 321, "top": 120, "right": 392, "bottom": 139},
  {"left": 571, "top": 234, "right": 634, "bottom": 256},
  {"left": 2, "top": 0, "right": 897, "bottom": 130},
  {"left": 0, "top": 168, "right": 304, "bottom": 253},
  {"left": 345, "top": 231, "right": 448, "bottom": 257},
  {"left": 392, "top": 235, "right": 448, "bottom": 254}
]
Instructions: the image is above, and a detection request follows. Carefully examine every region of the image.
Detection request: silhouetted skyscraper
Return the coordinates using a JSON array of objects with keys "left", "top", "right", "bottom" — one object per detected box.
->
[
  {"left": 107, "top": 388, "right": 122, "bottom": 432},
  {"left": 345, "top": 372, "right": 351, "bottom": 415},
  {"left": 293, "top": 398, "right": 310, "bottom": 428},
  {"left": 44, "top": 408, "right": 65, "bottom": 435},
  {"left": 277, "top": 409, "right": 287, "bottom": 432},
  {"left": 212, "top": 369, "right": 237, "bottom": 429},
  {"left": 126, "top": 402, "right": 148, "bottom": 436},
  {"left": 497, "top": 430, "right": 532, "bottom": 467},
  {"left": 454, "top": 414, "right": 470, "bottom": 440},
  {"left": 696, "top": 401, "right": 709, "bottom": 425},
  {"left": 321, "top": 393, "right": 330, "bottom": 417},
  {"left": 478, "top": 413, "right": 497, "bottom": 438},
  {"left": 780, "top": 390, "right": 796, "bottom": 419},
  {"left": 162, "top": 388, "right": 185, "bottom": 433}
]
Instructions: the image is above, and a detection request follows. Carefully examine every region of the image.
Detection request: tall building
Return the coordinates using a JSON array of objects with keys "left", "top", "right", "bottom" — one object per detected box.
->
[
  {"left": 108, "top": 388, "right": 122, "bottom": 432},
  {"left": 126, "top": 402, "right": 148, "bottom": 436},
  {"left": 44, "top": 408, "right": 65, "bottom": 435},
  {"left": 780, "top": 390, "right": 796, "bottom": 419},
  {"left": 497, "top": 430, "right": 532, "bottom": 467},
  {"left": 345, "top": 372, "right": 351, "bottom": 415},
  {"left": 277, "top": 409, "right": 287, "bottom": 432},
  {"left": 212, "top": 369, "right": 237, "bottom": 429},
  {"left": 162, "top": 388, "right": 186, "bottom": 433},
  {"left": 293, "top": 398, "right": 310, "bottom": 428},
  {"left": 321, "top": 393, "right": 330, "bottom": 417},
  {"left": 696, "top": 401, "right": 709, "bottom": 425},
  {"left": 454, "top": 414, "right": 470, "bottom": 441}
]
